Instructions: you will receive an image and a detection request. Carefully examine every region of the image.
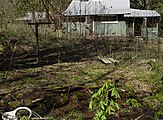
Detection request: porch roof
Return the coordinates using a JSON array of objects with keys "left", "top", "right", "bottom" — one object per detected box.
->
[{"left": 124, "top": 9, "right": 160, "bottom": 17}]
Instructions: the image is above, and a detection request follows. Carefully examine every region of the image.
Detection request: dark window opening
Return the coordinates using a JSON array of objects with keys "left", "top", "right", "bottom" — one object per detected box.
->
[
  {"left": 134, "top": 18, "right": 143, "bottom": 36},
  {"left": 93, "top": 16, "right": 118, "bottom": 22},
  {"left": 80, "top": 0, "right": 89, "bottom": 2},
  {"left": 126, "top": 18, "right": 134, "bottom": 27},
  {"left": 147, "top": 18, "right": 157, "bottom": 27},
  {"left": 64, "top": 17, "right": 85, "bottom": 22}
]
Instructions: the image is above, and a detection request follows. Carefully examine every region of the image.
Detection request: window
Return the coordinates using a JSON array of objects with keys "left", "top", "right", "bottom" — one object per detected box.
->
[
  {"left": 64, "top": 16, "right": 85, "bottom": 22},
  {"left": 147, "top": 18, "right": 157, "bottom": 27},
  {"left": 93, "top": 16, "right": 118, "bottom": 23},
  {"left": 126, "top": 18, "right": 134, "bottom": 27}
]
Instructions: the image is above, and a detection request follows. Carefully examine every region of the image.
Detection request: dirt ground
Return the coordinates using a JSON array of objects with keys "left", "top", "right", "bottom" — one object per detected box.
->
[{"left": 0, "top": 38, "right": 163, "bottom": 119}]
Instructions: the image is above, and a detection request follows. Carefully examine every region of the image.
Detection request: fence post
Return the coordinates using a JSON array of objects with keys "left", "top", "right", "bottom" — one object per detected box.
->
[{"left": 35, "top": 23, "right": 39, "bottom": 62}]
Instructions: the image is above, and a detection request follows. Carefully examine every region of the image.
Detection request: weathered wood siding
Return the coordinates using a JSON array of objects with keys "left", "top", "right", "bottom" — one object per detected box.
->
[
  {"left": 63, "top": 21, "right": 127, "bottom": 37},
  {"left": 141, "top": 27, "right": 159, "bottom": 39},
  {"left": 63, "top": 16, "right": 159, "bottom": 39},
  {"left": 93, "top": 21, "right": 126, "bottom": 36},
  {"left": 63, "top": 22, "right": 89, "bottom": 36}
]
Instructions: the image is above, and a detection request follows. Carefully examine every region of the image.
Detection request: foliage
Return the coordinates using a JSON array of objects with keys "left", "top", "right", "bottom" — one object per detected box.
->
[
  {"left": 143, "top": 92, "right": 163, "bottom": 119},
  {"left": 156, "top": 93, "right": 163, "bottom": 107},
  {"left": 130, "top": 0, "right": 163, "bottom": 36},
  {"left": 89, "top": 80, "right": 120, "bottom": 120},
  {"left": 65, "top": 111, "right": 83, "bottom": 120},
  {"left": 126, "top": 98, "right": 141, "bottom": 108},
  {"left": 143, "top": 96, "right": 159, "bottom": 109},
  {"left": 15, "top": 0, "right": 71, "bottom": 15},
  {"left": 0, "top": 72, "right": 4, "bottom": 81},
  {"left": 0, "top": 29, "right": 18, "bottom": 40},
  {"left": 0, "top": 0, "right": 17, "bottom": 24},
  {"left": 149, "top": 59, "right": 162, "bottom": 73},
  {"left": 20, "top": 116, "right": 30, "bottom": 120},
  {"left": 0, "top": 29, "right": 19, "bottom": 53},
  {"left": 130, "top": 0, "right": 163, "bottom": 12},
  {"left": 154, "top": 110, "right": 163, "bottom": 120},
  {"left": 148, "top": 60, "right": 163, "bottom": 86},
  {"left": 16, "top": 0, "right": 44, "bottom": 15},
  {"left": 141, "top": 92, "right": 163, "bottom": 120},
  {"left": 20, "top": 115, "right": 55, "bottom": 120}
]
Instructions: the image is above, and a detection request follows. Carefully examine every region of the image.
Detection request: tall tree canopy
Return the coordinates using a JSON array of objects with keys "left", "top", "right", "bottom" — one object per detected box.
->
[
  {"left": 15, "top": 0, "right": 72, "bottom": 15},
  {"left": 130, "top": 0, "right": 163, "bottom": 14}
]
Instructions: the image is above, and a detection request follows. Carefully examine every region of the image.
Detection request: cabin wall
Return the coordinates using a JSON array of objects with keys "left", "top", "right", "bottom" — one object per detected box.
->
[
  {"left": 62, "top": 16, "right": 89, "bottom": 36},
  {"left": 141, "top": 27, "right": 159, "bottom": 39},
  {"left": 63, "top": 22, "right": 89, "bottom": 36},
  {"left": 93, "top": 21, "right": 126, "bottom": 36},
  {"left": 63, "top": 15, "right": 127, "bottom": 37},
  {"left": 92, "top": 15, "right": 127, "bottom": 36},
  {"left": 63, "top": 16, "right": 159, "bottom": 39}
]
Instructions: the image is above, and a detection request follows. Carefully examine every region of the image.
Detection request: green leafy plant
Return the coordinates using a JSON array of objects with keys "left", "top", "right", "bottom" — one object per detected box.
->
[
  {"left": 154, "top": 110, "right": 163, "bottom": 120},
  {"left": 89, "top": 80, "right": 120, "bottom": 120},
  {"left": 20, "top": 115, "right": 55, "bottom": 120},
  {"left": 149, "top": 59, "right": 162, "bottom": 74},
  {"left": 65, "top": 111, "right": 83, "bottom": 120},
  {"left": 143, "top": 96, "right": 158, "bottom": 109},
  {"left": 126, "top": 98, "right": 141, "bottom": 108},
  {"left": 20, "top": 116, "right": 30, "bottom": 120},
  {"left": 156, "top": 93, "right": 163, "bottom": 106}
]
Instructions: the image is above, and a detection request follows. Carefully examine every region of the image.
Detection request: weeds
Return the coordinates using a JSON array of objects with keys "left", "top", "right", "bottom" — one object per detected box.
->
[
  {"left": 126, "top": 98, "right": 141, "bottom": 108},
  {"left": 154, "top": 110, "right": 163, "bottom": 120},
  {"left": 65, "top": 111, "right": 83, "bottom": 120}
]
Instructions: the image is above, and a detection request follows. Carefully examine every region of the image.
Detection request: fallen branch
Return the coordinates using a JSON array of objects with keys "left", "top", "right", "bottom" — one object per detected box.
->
[{"left": 135, "top": 110, "right": 144, "bottom": 120}]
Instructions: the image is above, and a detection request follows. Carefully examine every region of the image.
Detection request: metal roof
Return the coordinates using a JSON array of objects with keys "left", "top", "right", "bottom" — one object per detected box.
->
[
  {"left": 16, "top": 12, "right": 47, "bottom": 21},
  {"left": 16, "top": 12, "right": 32, "bottom": 21},
  {"left": 63, "top": 0, "right": 130, "bottom": 16},
  {"left": 124, "top": 9, "right": 160, "bottom": 17}
]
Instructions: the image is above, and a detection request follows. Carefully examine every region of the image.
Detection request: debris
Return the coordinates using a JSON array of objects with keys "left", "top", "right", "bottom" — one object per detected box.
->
[
  {"left": 135, "top": 110, "right": 144, "bottom": 120},
  {"left": 98, "top": 56, "right": 119, "bottom": 64},
  {"left": 32, "top": 98, "right": 43, "bottom": 103},
  {"left": 0, "top": 45, "right": 4, "bottom": 53},
  {"left": 120, "top": 89, "right": 126, "bottom": 92},
  {"left": 2, "top": 107, "right": 32, "bottom": 120},
  {"left": 149, "top": 59, "right": 156, "bottom": 71}
]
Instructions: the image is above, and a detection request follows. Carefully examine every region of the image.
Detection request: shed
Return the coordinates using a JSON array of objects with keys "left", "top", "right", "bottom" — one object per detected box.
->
[
  {"left": 16, "top": 12, "right": 51, "bottom": 22},
  {"left": 63, "top": 0, "right": 160, "bottom": 39}
]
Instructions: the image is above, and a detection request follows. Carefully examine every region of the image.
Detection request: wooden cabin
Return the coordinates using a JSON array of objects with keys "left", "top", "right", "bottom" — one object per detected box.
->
[{"left": 63, "top": 0, "right": 160, "bottom": 39}]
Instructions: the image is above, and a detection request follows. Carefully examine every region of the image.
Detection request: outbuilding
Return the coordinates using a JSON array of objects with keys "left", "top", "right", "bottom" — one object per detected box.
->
[{"left": 63, "top": 0, "right": 160, "bottom": 39}]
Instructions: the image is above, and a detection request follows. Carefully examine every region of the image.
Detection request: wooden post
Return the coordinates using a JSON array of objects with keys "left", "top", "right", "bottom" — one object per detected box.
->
[
  {"left": 35, "top": 23, "right": 39, "bottom": 62},
  {"left": 28, "top": 22, "right": 55, "bottom": 62},
  {"left": 133, "top": 18, "right": 135, "bottom": 36},
  {"left": 144, "top": 18, "right": 148, "bottom": 41}
]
